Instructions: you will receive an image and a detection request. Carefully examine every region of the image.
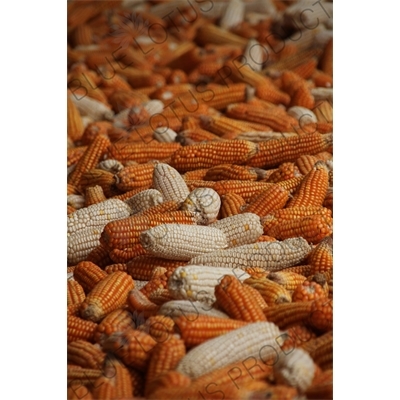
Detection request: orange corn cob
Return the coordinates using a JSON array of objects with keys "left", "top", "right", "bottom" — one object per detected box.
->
[
  {"left": 148, "top": 288, "right": 175, "bottom": 306},
  {"left": 212, "top": 180, "right": 274, "bottom": 201},
  {"left": 68, "top": 135, "right": 111, "bottom": 188},
  {"left": 67, "top": 340, "right": 106, "bottom": 370},
  {"left": 308, "top": 237, "right": 333, "bottom": 274},
  {"left": 176, "top": 128, "right": 223, "bottom": 145},
  {"left": 275, "top": 176, "right": 304, "bottom": 193},
  {"left": 181, "top": 115, "right": 200, "bottom": 130},
  {"left": 306, "top": 369, "right": 333, "bottom": 399},
  {"left": 80, "top": 169, "right": 120, "bottom": 198},
  {"left": 67, "top": 183, "right": 80, "bottom": 195},
  {"left": 80, "top": 121, "right": 112, "bottom": 145},
  {"left": 292, "top": 281, "right": 328, "bottom": 302},
  {"left": 185, "top": 179, "right": 216, "bottom": 191},
  {"left": 182, "top": 168, "right": 209, "bottom": 181},
  {"left": 85, "top": 185, "right": 107, "bottom": 206},
  {"left": 295, "top": 155, "right": 320, "bottom": 175},
  {"left": 283, "top": 265, "right": 313, "bottom": 276},
  {"left": 301, "top": 331, "right": 333, "bottom": 370},
  {"left": 147, "top": 370, "right": 191, "bottom": 397},
  {"left": 80, "top": 272, "right": 135, "bottom": 322},
  {"left": 85, "top": 244, "right": 113, "bottom": 269},
  {"left": 68, "top": 146, "right": 87, "bottom": 167},
  {"left": 204, "top": 164, "right": 261, "bottom": 181},
  {"left": 312, "top": 69, "right": 333, "bottom": 88},
  {"left": 111, "top": 187, "right": 150, "bottom": 201},
  {"left": 128, "top": 367, "right": 146, "bottom": 398},
  {"left": 127, "top": 289, "right": 159, "bottom": 319},
  {"left": 286, "top": 161, "right": 329, "bottom": 208},
  {"left": 214, "top": 275, "right": 267, "bottom": 322},
  {"left": 291, "top": 57, "right": 318, "bottom": 80},
  {"left": 241, "top": 185, "right": 289, "bottom": 217},
  {"left": 67, "top": 366, "right": 102, "bottom": 387},
  {"left": 140, "top": 269, "right": 169, "bottom": 298},
  {"left": 67, "top": 280, "right": 86, "bottom": 306},
  {"left": 219, "top": 193, "right": 246, "bottom": 218},
  {"left": 323, "top": 187, "right": 333, "bottom": 213},
  {"left": 67, "top": 383, "right": 93, "bottom": 400},
  {"left": 137, "top": 201, "right": 182, "bottom": 217},
  {"left": 104, "top": 263, "right": 127, "bottom": 274},
  {"left": 308, "top": 298, "right": 333, "bottom": 332},
  {"left": 264, "top": 301, "right": 315, "bottom": 329},
  {"left": 115, "top": 163, "right": 155, "bottom": 192},
  {"left": 126, "top": 256, "right": 183, "bottom": 281},
  {"left": 244, "top": 276, "right": 292, "bottom": 306},
  {"left": 283, "top": 72, "right": 315, "bottom": 109},
  {"left": 137, "top": 315, "right": 175, "bottom": 342},
  {"left": 168, "top": 140, "right": 258, "bottom": 172},
  {"left": 67, "top": 303, "right": 82, "bottom": 317},
  {"left": 67, "top": 314, "right": 98, "bottom": 343},
  {"left": 246, "top": 132, "right": 333, "bottom": 168},
  {"left": 279, "top": 324, "right": 317, "bottom": 351},
  {"left": 67, "top": 95, "right": 84, "bottom": 142},
  {"left": 267, "top": 271, "right": 307, "bottom": 291},
  {"left": 73, "top": 261, "right": 108, "bottom": 294},
  {"left": 320, "top": 37, "right": 333, "bottom": 76},
  {"left": 267, "top": 162, "right": 301, "bottom": 183}
]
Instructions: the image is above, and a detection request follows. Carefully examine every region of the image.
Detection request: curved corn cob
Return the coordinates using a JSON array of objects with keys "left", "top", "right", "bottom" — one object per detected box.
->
[
  {"left": 167, "top": 265, "right": 250, "bottom": 305},
  {"left": 158, "top": 300, "right": 230, "bottom": 320},
  {"left": 244, "top": 276, "right": 292, "bottom": 306},
  {"left": 140, "top": 224, "right": 228, "bottom": 261},
  {"left": 127, "top": 289, "right": 159, "bottom": 319},
  {"left": 189, "top": 237, "right": 311, "bottom": 271},
  {"left": 67, "top": 340, "right": 106, "bottom": 370},
  {"left": 210, "top": 213, "right": 263, "bottom": 247},
  {"left": 124, "top": 189, "right": 164, "bottom": 215}
]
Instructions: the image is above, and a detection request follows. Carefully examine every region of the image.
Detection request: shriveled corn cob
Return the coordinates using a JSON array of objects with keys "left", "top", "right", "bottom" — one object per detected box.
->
[
  {"left": 152, "top": 162, "right": 190, "bottom": 204},
  {"left": 140, "top": 224, "right": 228, "bottom": 261},
  {"left": 190, "top": 237, "right": 311, "bottom": 271},
  {"left": 266, "top": 162, "right": 301, "bottom": 184},
  {"left": 84, "top": 185, "right": 107, "bottom": 206},
  {"left": 137, "top": 315, "right": 175, "bottom": 342},
  {"left": 210, "top": 212, "right": 263, "bottom": 247},
  {"left": 97, "top": 159, "right": 124, "bottom": 174},
  {"left": 301, "top": 331, "right": 333, "bottom": 370},
  {"left": 175, "top": 321, "right": 282, "bottom": 379},
  {"left": 109, "top": 244, "right": 148, "bottom": 263},
  {"left": 309, "top": 298, "right": 333, "bottom": 332},
  {"left": 204, "top": 164, "right": 261, "bottom": 181},
  {"left": 67, "top": 340, "right": 106, "bottom": 370},
  {"left": 124, "top": 189, "right": 164, "bottom": 215},
  {"left": 67, "top": 314, "right": 98, "bottom": 343},
  {"left": 244, "top": 276, "right": 292, "bottom": 306},
  {"left": 268, "top": 271, "right": 307, "bottom": 291},
  {"left": 73, "top": 261, "right": 107, "bottom": 294},
  {"left": 80, "top": 272, "right": 135, "bottom": 322},
  {"left": 219, "top": 193, "right": 246, "bottom": 218},
  {"left": 158, "top": 300, "right": 229, "bottom": 320},
  {"left": 104, "top": 263, "right": 127, "bottom": 274},
  {"left": 168, "top": 140, "right": 258, "bottom": 172},
  {"left": 115, "top": 163, "right": 155, "bottom": 192},
  {"left": 67, "top": 280, "right": 86, "bottom": 306},
  {"left": 180, "top": 187, "right": 221, "bottom": 225},
  {"left": 168, "top": 265, "right": 250, "bottom": 305}
]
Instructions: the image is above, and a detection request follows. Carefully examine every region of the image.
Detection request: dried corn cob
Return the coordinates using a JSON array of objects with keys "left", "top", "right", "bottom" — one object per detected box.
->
[
  {"left": 292, "top": 281, "right": 328, "bottom": 303},
  {"left": 308, "top": 236, "right": 333, "bottom": 274},
  {"left": 204, "top": 164, "right": 261, "bottom": 181},
  {"left": 127, "top": 289, "right": 159, "bottom": 319},
  {"left": 212, "top": 180, "right": 274, "bottom": 201},
  {"left": 80, "top": 169, "right": 120, "bottom": 198},
  {"left": 301, "top": 331, "right": 333, "bottom": 370},
  {"left": 268, "top": 271, "right": 307, "bottom": 291},
  {"left": 158, "top": 300, "right": 229, "bottom": 320},
  {"left": 309, "top": 298, "right": 333, "bottom": 332},
  {"left": 284, "top": 265, "right": 313, "bottom": 276},
  {"left": 70, "top": 94, "right": 114, "bottom": 121},
  {"left": 210, "top": 212, "right": 263, "bottom": 247},
  {"left": 124, "top": 189, "right": 164, "bottom": 215},
  {"left": 137, "top": 315, "right": 175, "bottom": 342},
  {"left": 85, "top": 244, "right": 113, "bottom": 268},
  {"left": 115, "top": 163, "right": 155, "bottom": 192},
  {"left": 168, "top": 265, "right": 250, "bottom": 305},
  {"left": 182, "top": 168, "right": 209, "bottom": 181},
  {"left": 266, "top": 162, "right": 301, "bottom": 184},
  {"left": 176, "top": 128, "right": 223, "bottom": 145},
  {"left": 296, "top": 155, "right": 320, "bottom": 175},
  {"left": 67, "top": 383, "right": 93, "bottom": 400},
  {"left": 85, "top": 185, "right": 107, "bottom": 206},
  {"left": 67, "top": 94, "right": 84, "bottom": 142},
  {"left": 140, "top": 224, "right": 228, "bottom": 261},
  {"left": 305, "top": 368, "right": 333, "bottom": 399},
  {"left": 104, "top": 263, "right": 127, "bottom": 274},
  {"left": 67, "top": 366, "right": 102, "bottom": 387},
  {"left": 263, "top": 301, "right": 314, "bottom": 329},
  {"left": 67, "top": 340, "right": 106, "bottom": 370},
  {"left": 67, "top": 314, "right": 98, "bottom": 343},
  {"left": 190, "top": 237, "right": 311, "bottom": 271},
  {"left": 196, "top": 23, "right": 248, "bottom": 47},
  {"left": 67, "top": 280, "right": 86, "bottom": 306},
  {"left": 279, "top": 324, "right": 317, "bottom": 351},
  {"left": 73, "top": 261, "right": 107, "bottom": 294},
  {"left": 244, "top": 276, "right": 292, "bottom": 306},
  {"left": 80, "top": 272, "right": 135, "bottom": 322},
  {"left": 219, "top": 193, "right": 246, "bottom": 218},
  {"left": 137, "top": 200, "right": 182, "bottom": 217}
]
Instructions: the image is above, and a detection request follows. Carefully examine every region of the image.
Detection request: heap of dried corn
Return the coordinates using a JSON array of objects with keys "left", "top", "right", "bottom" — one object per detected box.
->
[{"left": 67, "top": 0, "right": 333, "bottom": 398}]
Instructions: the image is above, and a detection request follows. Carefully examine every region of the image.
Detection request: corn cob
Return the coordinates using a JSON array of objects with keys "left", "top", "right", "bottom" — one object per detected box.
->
[
  {"left": 268, "top": 271, "right": 307, "bottom": 291},
  {"left": 73, "top": 261, "right": 107, "bottom": 294},
  {"left": 212, "top": 180, "right": 274, "bottom": 201},
  {"left": 158, "top": 300, "right": 230, "bottom": 320},
  {"left": 80, "top": 121, "right": 111, "bottom": 145},
  {"left": 176, "top": 129, "right": 223, "bottom": 145},
  {"left": 176, "top": 321, "right": 281, "bottom": 379},
  {"left": 67, "top": 94, "right": 85, "bottom": 142},
  {"left": 320, "top": 37, "right": 333, "bottom": 76},
  {"left": 263, "top": 301, "right": 314, "bottom": 329},
  {"left": 84, "top": 185, "right": 107, "bottom": 207},
  {"left": 168, "top": 140, "right": 258, "bottom": 172},
  {"left": 246, "top": 132, "right": 333, "bottom": 168},
  {"left": 292, "top": 281, "right": 328, "bottom": 303},
  {"left": 152, "top": 162, "right": 190, "bottom": 204},
  {"left": 301, "top": 331, "right": 333, "bottom": 370},
  {"left": 67, "top": 314, "right": 98, "bottom": 343},
  {"left": 266, "top": 162, "right": 301, "bottom": 184},
  {"left": 80, "top": 169, "right": 120, "bottom": 198},
  {"left": 185, "top": 180, "right": 216, "bottom": 192},
  {"left": 279, "top": 324, "right": 317, "bottom": 351},
  {"left": 196, "top": 23, "right": 248, "bottom": 47},
  {"left": 204, "top": 164, "right": 261, "bottom": 181},
  {"left": 124, "top": 189, "right": 164, "bottom": 215},
  {"left": 104, "top": 263, "right": 127, "bottom": 274},
  {"left": 190, "top": 237, "right": 311, "bottom": 271},
  {"left": 305, "top": 368, "right": 333, "bottom": 399},
  {"left": 67, "top": 383, "right": 93, "bottom": 400},
  {"left": 308, "top": 236, "right": 333, "bottom": 274},
  {"left": 309, "top": 298, "right": 333, "bottom": 332},
  {"left": 243, "top": 38, "right": 265, "bottom": 72},
  {"left": 168, "top": 265, "right": 250, "bottom": 305},
  {"left": 180, "top": 187, "right": 221, "bottom": 225},
  {"left": 103, "top": 329, "right": 157, "bottom": 371},
  {"left": 182, "top": 169, "right": 209, "bottom": 182},
  {"left": 85, "top": 244, "right": 113, "bottom": 268},
  {"left": 97, "top": 159, "right": 124, "bottom": 175},
  {"left": 219, "top": 193, "right": 246, "bottom": 218},
  {"left": 137, "top": 315, "right": 175, "bottom": 342},
  {"left": 70, "top": 92, "right": 114, "bottom": 121},
  {"left": 284, "top": 265, "right": 313, "bottom": 276},
  {"left": 140, "top": 268, "right": 169, "bottom": 298},
  {"left": 67, "top": 340, "right": 106, "bottom": 370},
  {"left": 67, "top": 280, "right": 86, "bottom": 306},
  {"left": 67, "top": 366, "right": 102, "bottom": 387},
  {"left": 140, "top": 224, "right": 228, "bottom": 261},
  {"left": 115, "top": 163, "right": 155, "bottom": 192},
  {"left": 68, "top": 134, "right": 111, "bottom": 188},
  {"left": 244, "top": 276, "right": 292, "bottom": 306},
  {"left": 137, "top": 200, "right": 182, "bottom": 217},
  {"left": 210, "top": 213, "right": 263, "bottom": 247},
  {"left": 295, "top": 155, "right": 320, "bottom": 175},
  {"left": 127, "top": 289, "right": 159, "bottom": 319},
  {"left": 236, "top": 131, "right": 298, "bottom": 142},
  {"left": 79, "top": 272, "right": 135, "bottom": 322}
]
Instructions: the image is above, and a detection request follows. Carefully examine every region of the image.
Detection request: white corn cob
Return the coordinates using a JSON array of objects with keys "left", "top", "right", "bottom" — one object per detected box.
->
[
  {"left": 153, "top": 127, "right": 178, "bottom": 143},
  {"left": 97, "top": 159, "right": 124, "bottom": 174},
  {"left": 210, "top": 213, "right": 263, "bottom": 247},
  {"left": 67, "top": 226, "right": 104, "bottom": 264},
  {"left": 113, "top": 108, "right": 132, "bottom": 129},
  {"left": 325, "top": 159, "right": 333, "bottom": 171},
  {"left": 158, "top": 300, "right": 229, "bottom": 320},
  {"left": 152, "top": 163, "right": 190, "bottom": 204},
  {"left": 176, "top": 321, "right": 282, "bottom": 379},
  {"left": 219, "top": 0, "right": 245, "bottom": 30},
  {"left": 189, "top": 237, "right": 312, "bottom": 271},
  {"left": 71, "top": 95, "right": 114, "bottom": 121},
  {"left": 287, "top": 106, "right": 318, "bottom": 125},
  {"left": 168, "top": 265, "right": 250, "bottom": 305},
  {"left": 67, "top": 199, "right": 131, "bottom": 236},
  {"left": 273, "top": 348, "right": 315, "bottom": 392},
  {"left": 236, "top": 131, "right": 299, "bottom": 142},
  {"left": 311, "top": 88, "right": 333, "bottom": 104},
  {"left": 139, "top": 224, "right": 228, "bottom": 261},
  {"left": 124, "top": 189, "right": 164, "bottom": 215},
  {"left": 67, "top": 195, "right": 86, "bottom": 210},
  {"left": 243, "top": 39, "right": 265, "bottom": 72},
  {"left": 144, "top": 100, "right": 164, "bottom": 116},
  {"left": 180, "top": 187, "right": 221, "bottom": 225}
]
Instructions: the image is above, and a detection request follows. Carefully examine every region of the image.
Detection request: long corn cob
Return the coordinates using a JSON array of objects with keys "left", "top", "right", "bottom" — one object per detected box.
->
[
  {"left": 67, "top": 280, "right": 86, "bottom": 306},
  {"left": 212, "top": 180, "right": 274, "bottom": 201},
  {"left": 85, "top": 185, "right": 107, "bottom": 206},
  {"left": 268, "top": 271, "right": 307, "bottom": 291},
  {"left": 73, "top": 261, "right": 108, "bottom": 294},
  {"left": 80, "top": 169, "right": 120, "bottom": 198},
  {"left": 308, "top": 236, "right": 333, "bottom": 274},
  {"left": 67, "top": 314, "right": 98, "bottom": 343},
  {"left": 204, "top": 164, "right": 261, "bottom": 181},
  {"left": 244, "top": 276, "right": 292, "bottom": 306}
]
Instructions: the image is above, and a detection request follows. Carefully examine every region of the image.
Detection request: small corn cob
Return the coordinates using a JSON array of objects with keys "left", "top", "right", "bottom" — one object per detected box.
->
[
  {"left": 70, "top": 94, "right": 114, "bottom": 121},
  {"left": 243, "top": 38, "right": 265, "bottom": 72},
  {"left": 152, "top": 162, "right": 190, "bottom": 204},
  {"left": 214, "top": 275, "right": 267, "bottom": 322},
  {"left": 182, "top": 168, "right": 209, "bottom": 181},
  {"left": 137, "top": 315, "right": 175, "bottom": 342},
  {"left": 246, "top": 133, "right": 333, "bottom": 168},
  {"left": 210, "top": 213, "right": 263, "bottom": 247},
  {"left": 176, "top": 321, "right": 281, "bottom": 379},
  {"left": 127, "top": 289, "right": 159, "bottom": 319},
  {"left": 266, "top": 162, "right": 301, "bottom": 184},
  {"left": 67, "top": 280, "right": 86, "bottom": 306},
  {"left": 204, "top": 164, "right": 261, "bottom": 181},
  {"left": 301, "top": 331, "right": 333, "bottom": 370},
  {"left": 180, "top": 187, "right": 221, "bottom": 225},
  {"left": 67, "top": 314, "right": 98, "bottom": 343},
  {"left": 244, "top": 276, "right": 292, "bottom": 306},
  {"left": 279, "top": 324, "right": 317, "bottom": 351},
  {"left": 308, "top": 236, "right": 333, "bottom": 274},
  {"left": 80, "top": 271, "right": 135, "bottom": 322},
  {"left": 68, "top": 134, "right": 111, "bottom": 188},
  {"left": 148, "top": 288, "right": 175, "bottom": 305},
  {"left": 190, "top": 237, "right": 311, "bottom": 271},
  {"left": 212, "top": 180, "right": 274, "bottom": 201},
  {"left": 103, "top": 329, "right": 157, "bottom": 371},
  {"left": 124, "top": 189, "right": 164, "bottom": 215},
  {"left": 140, "top": 224, "right": 228, "bottom": 261},
  {"left": 168, "top": 140, "right": 258, "bottom": 172},
  {"left": 67, "top": 340, "right": 106, "bottom": 370},
  {"left": 158, "top": 300, "right": 229, "bottom": 320},
  {"left": 177, "top": 128, "right": 223, "bottom": 145},
  {"left": 292, "top": 281, "right": 328, "bottom": 302},
  {"left": 80, "top": 121, "right": 111, "bottom": 145},
  {"left": 185, "top": 180, "right": 216, "bottom": 192},
  {"left": 115, "top": 163, "right": 155, "bottom": 192},
  {"left": 219, "top": 193, "right": 246, "bottom": 218},
  {"left": 137, "top": 200, "right": 181, "bottom": 217},
  {"left": 268, "top": 271, "right": 307, "bottom": 291},
  {"left": 97, "top": 159, "right": 124, "bottom": 174},
  {"left": 168, "top": 265, "right": 250, "bottom": 305},
  {"left": 84, "top": 185, "right": 107, "bottom": 206},
  {"left": 73, "top": 261, "right": 107, "bottom": 294}
]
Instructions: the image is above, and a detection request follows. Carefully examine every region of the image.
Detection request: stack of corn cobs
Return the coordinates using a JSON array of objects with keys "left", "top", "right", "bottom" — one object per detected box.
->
[{"left": 67, "top": 0, "right": 333, "bottom": 399}]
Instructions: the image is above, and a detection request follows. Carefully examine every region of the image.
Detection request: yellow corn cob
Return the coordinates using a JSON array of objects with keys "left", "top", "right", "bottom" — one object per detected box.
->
[
  {"left": 210, "top": 212, "right": 263, "bottom": 247},
  {"left": 67, "top": 340, "right": 106, "bottom": 370},
  {"left": 268, "top": 271, "right": 307, "bottom": 291},
  {"left": 286, "top": 161, "right": 329, "bottom": 208},
  {"left": 204, "top": 164, "right": 261, "bottom": 181},
  {"left": 308, "top": 237, "right": 333, "bottom": 274},
  {"left": 84, "top": 185, "right": 107, "bottom": 207},
  {"left": 152, "top": 162, "right": 190, "bottom": 204},
  {"left": 180, "top": 187, "right": 221, "bottom": 225},
  {"left": 212, "top": 180, "right": 274, "bottom": 201},
  {"left": 244, "top": 276, "right": 292, "bottom": 306},
  {"left": 79, "top": 272, "right": 135, "bottom": 322},
  {"left": 124, "top": 189, "right": 164, "bottom": 215},
  {"left": 140, "top": 224, "right": 228, "bottom": 261},
  {"left": 67, "top": 314, "right": 98, "bottom": 343},
  {"left": 190, "top": 237, "right": 311, "bottom": 271},
  {"left": 219, "top": 193, "right": 246, "bottom": 218},
  {"left": 167, "top": 265, "right": 250, "bottom": 305},
  {"left": 115, "top": 163, "right": 155, "bottom": 192},
  {"left": 301, "top": 331, "right": 333, "bottom": 370},
  {"left": 158, "top": 300, "right": 229, "bottom": 320},
  {"left": 169, "top": 140, "right": 258, "bottom": 172},
  {"left": 67, "top": 279, "right": 86, "bottom": 306}
]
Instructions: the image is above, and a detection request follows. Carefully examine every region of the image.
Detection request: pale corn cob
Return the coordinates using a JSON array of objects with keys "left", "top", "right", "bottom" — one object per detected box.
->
[
  {"left": 153, "top": 127, "right": 178, "bottom": 143},
  {"left": 67, "top": 195, "right": 85, "bottom": 210},
  {"left": 144, "top": 99, "right": 164, "bottom": 116},
  {"left": 71, "top": 94, "right": 114, "bottom": 121},
  {"left": 84, "top": 185, "right": 107, "bottom": 207},
  {"left": 158, "top": 300, "right": 230, "bottom": 320},
  {"left": 175, "top": 321, "right": 282, "bottom": 379},
  {"left": 67, "top": 280, "right": 86, "bottom": 306},
  {"left": 189, "top": 237, "right": 311, "bottom": 271},
  {"left": 167, "top": 265, "right": 250, "bottom": 305},
  {"left": 244, "top": 276, "right": 292, "bottom": 306},
  {"left": 97, "top": 159, "right": 124, "bottom": 174},
  {"left": 180, "top": 187, "right": 221, "bottom": 225},
  {"left": 311, "top": 87, "right": 333, "bottom": 103},
  {"left": 288, "top": 106, "right": 318, "bottom": 125},
  {"left": 219, "top": 193, "right": 246, "bottom": 218},
  {"left": 67, "top": 199, "right": 131, "bottom": 236},
  {"left": 219, "top": 0, "right": 244, "bottom": 29},
  {"left": 124, "top": 189, "right": 164, "bottom": 215},
  {"left": 67, "top": 340, "right": 106, "bottom": 370},
  {"left": 243, "top": 39, "right": 265, "bottom": 72},
  {"left": 139, "top": 224, "right": 228, "bottom": 261},
  {"left": 152, "top": 163, "right": 190, "bottom": 204},
  {"left": 210, "top": 213, "right": 263, "bottom": 247},
  {"left": 273, "top": 348, "right": 315, "bottom": 392}
]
